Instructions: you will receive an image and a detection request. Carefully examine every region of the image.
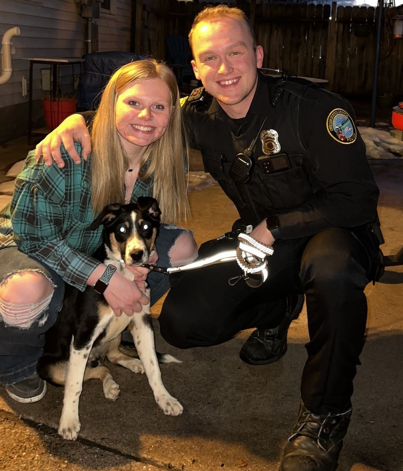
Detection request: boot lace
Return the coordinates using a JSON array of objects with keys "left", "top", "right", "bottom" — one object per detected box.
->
[{"left": 288, "top": 408, "right": 352, "bottom": 452}]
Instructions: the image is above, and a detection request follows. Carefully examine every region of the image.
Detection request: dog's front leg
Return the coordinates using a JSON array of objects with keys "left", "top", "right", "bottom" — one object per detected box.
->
[
  {"left": 129, "top": 312, "right": 183, "bottom": 416},
  {"left": 58, "top": 340, "right": 92, "bottom": 440},
  {"left": 58, "top": 313, "right": 112, "bottom": 440}
]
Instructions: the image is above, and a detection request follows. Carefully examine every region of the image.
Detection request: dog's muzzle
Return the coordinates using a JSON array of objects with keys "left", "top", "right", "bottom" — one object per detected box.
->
[{"left": 142, "top": 232, "right": 273, "bottom": 288}]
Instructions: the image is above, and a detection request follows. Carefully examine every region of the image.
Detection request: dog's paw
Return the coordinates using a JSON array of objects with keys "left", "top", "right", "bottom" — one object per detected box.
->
[
  {"left": 156, "top": 393, "right": 183, "bottom": 416},
  {"left": 127, "top": 358, "right": 144, "bottom": 374},
  {"left": 103, "top": 376, "right": 120, "bottom": 400},
  {"left": 58, "top": 416, "right": 81, "bottom": 440}
]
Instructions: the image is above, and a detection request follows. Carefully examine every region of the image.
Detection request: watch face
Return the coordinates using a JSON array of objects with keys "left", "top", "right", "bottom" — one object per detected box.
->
[
  {"left": 266, "top": 216, "right": 279, "bottom": 230},
  {"left": 93, "top": 279, "right": 108, "bottom": 295}
]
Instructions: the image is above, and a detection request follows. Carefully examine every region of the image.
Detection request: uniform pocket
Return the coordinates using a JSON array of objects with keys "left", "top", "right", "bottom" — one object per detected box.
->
[{"left": 258, "top": 156, "right": 314, "bottom": 210}]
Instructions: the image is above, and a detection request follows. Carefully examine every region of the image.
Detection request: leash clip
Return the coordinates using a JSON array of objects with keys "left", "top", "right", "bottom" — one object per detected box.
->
[
  {"left": 228, "top": 274, "right": 245, "bottom": 286},
  {"left": 141, "top": 263, "right": 168, "bottom": 274}
]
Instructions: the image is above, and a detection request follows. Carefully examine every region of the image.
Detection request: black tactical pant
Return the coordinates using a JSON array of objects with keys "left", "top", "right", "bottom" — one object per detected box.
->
[{"left": 159, "top": 227, "right": 374, "bottom": 415}]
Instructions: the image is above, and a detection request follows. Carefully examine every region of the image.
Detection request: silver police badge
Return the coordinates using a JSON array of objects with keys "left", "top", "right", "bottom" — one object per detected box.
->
[{"left": 260, "top": 129, "right": 281, "bottom": 155}]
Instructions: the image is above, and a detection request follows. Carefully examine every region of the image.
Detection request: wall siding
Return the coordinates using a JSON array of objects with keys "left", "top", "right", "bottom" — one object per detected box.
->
[
  {"left": 0, "top": 0, "right": 86, "bottom": 143},
  {"left": 0, "top": 0, "right": 132, "bottom": 143},
  {"left": 97, "top": 0, "right": 132, "bottom": 52}
]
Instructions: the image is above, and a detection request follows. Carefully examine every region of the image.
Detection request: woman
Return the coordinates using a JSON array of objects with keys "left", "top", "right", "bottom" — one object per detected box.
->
[{"left": 0, "top": 59, "right": 198, "bottom": 404}]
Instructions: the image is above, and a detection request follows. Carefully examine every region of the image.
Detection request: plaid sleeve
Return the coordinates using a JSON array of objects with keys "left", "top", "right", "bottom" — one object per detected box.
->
[{"left": 10, "top": 147, "right": 101, "bottom": 291}]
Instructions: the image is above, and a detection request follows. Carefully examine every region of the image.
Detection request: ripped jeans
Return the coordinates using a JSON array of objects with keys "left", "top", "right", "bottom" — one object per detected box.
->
[
  {"left": 0, "top": 224, "right": 196, "bottom": 385},
  {"left": 0, "top": 247, "right": 65, "bottom": 385},
  {"left": 148, "top": 224, "right": 197, "bottom": 305}
]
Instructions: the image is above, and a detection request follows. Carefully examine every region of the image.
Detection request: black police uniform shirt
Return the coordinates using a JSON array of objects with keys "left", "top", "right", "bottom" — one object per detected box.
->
[{"left": 182, "top": 72, "right": 379, "bottom": 241}]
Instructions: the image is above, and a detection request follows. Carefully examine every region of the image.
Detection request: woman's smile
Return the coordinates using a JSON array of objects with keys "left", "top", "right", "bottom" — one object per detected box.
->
[{"left": 115, "top": 78, "right": 172, "bottom": 158}]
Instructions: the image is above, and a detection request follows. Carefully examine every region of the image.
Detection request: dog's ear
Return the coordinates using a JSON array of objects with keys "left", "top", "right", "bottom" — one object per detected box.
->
[
  {"left": 137, "top": 197, "right": 161, "bottom": 221},
  {"left": 90, "top": 203, "right": 121, "bottom": 230}
]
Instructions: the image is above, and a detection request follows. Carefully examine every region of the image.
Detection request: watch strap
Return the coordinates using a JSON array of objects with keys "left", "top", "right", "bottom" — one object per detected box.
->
[
  {"left": 93, "top": 264, "right": 117, "bottom": 295},
  {"left": 266, "top": 215, "right": 280, "bottom": 240}
]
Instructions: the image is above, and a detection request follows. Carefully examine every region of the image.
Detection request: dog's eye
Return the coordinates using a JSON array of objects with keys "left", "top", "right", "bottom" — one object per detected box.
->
[
  {"left": 118, "top": 225, "right": 127, "bottom": 234},
  {"left": 142, "top": 223, "right": 149, "bottom": 231}
]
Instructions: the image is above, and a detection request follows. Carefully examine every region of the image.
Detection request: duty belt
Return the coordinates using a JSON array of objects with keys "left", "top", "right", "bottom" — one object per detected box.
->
[{"left": 142, "top": 232, "right": 274, "bottom": 288}]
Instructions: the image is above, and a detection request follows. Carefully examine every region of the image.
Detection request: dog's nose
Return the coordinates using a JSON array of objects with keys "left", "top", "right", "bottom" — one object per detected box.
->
[{"left": 130, "top": 251, "right": 144, "bottom": 263}]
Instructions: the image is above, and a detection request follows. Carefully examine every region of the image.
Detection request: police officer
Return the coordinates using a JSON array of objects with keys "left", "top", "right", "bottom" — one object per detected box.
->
[
  {"left": 36, "top": 6, "right": 383, "bottom": 471},
  {"left": 160, "top": 8, "right": 383, "bottom": 471}
]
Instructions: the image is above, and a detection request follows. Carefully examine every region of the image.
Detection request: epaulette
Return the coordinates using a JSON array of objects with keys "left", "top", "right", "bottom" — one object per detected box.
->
[
  {"left": 182, "top": 86, "right": 213, "bottom": 112},
  {"left": 188, "top": 87, "right": 208, "bottom": 103},
  {"left": 271, "top": 77, "right": 318, "bottom": 106}
]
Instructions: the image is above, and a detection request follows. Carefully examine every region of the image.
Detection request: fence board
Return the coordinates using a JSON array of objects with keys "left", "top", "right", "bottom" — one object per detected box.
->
[
  {"left": 380, "top": 6, "right": 397, "bottom": 95},
  {"left": 273, "top": 5, "right": 285, "bottom": 71},
  {"left": 296, "top": 5, "right": 307, "bottom": 77},
  {"left": 303, "top": 4, "right": 314, "bottom": 78},
  {"left": 325, "top": 2, "right": 337, "bottom": 87},
  {"left": 318, "top": 4, "right": 329, "bottom": 79},
  {"left": 312, "top": 4, "right": 322, "bottom": 79},
  {"left": 364, "top": 7, "right": 376, "bottom": 92}
]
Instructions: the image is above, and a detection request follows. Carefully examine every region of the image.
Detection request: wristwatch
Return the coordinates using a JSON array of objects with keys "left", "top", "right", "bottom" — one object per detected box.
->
[
  {"left": 266, "top": 215, "right": 280, "bottom": 240},
  {"left": 93, "top": 265, "right": 117, "bottom": 295}
]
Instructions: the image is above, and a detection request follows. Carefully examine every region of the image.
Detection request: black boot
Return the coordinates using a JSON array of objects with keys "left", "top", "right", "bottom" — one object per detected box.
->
[
  {"left": 279, "top": 402, "right": 352, "bottom": 471},
  {"left": 239, "top": 293, "right": 304, "bottom": 365}
]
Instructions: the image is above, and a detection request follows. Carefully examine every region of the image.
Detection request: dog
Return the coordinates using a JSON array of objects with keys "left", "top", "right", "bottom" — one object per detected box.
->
[{"left": 37, "top": 197, "right": 183, "bottom": 440}]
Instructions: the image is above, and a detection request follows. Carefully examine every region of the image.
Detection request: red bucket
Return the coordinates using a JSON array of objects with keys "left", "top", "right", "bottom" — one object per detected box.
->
[
  {"left": 392, "top": 102, "right": 403, "bottom": 132},
  {"left": 42, "top": 98, "right": 77, "bottom": 131}
]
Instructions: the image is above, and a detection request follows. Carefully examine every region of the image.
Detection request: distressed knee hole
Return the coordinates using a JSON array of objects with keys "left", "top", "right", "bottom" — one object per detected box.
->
[
  {"left": 0, "top": 271, "right": 54, "bottom": 328},
  {"left": 168, "top": 232, "right": 198, "bottom": 267},
  {"left": 0, "top": 293, "right": 53, "bottom": 328}
]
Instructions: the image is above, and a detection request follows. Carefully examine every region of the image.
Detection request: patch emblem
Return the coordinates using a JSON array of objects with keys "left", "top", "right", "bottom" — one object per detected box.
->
[
  {"left": 326, "top": 109, "right": 357, "bottom": 144},
  {"left": 260, "top": 129, "right": 281, "bottom": 155}
]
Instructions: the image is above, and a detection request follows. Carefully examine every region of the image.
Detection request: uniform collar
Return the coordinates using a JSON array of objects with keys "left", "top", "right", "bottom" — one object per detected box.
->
[
  {"left": 207, "top": 71, "right": 276, "bottom": 118},
  {"left": 206, "top": 94, "right": 222, "bottom": 116},
  {"left": 248, "top": 71, "right": 277, "bottom": 116}
]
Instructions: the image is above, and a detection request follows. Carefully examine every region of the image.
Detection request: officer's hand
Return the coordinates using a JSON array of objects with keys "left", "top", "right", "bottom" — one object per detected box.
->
[
  {"left": 34, "top": 114, "right": 91, "bottom": 167},
  {"left": 250, "top": 220, "right": 275, "bottom": 246}
]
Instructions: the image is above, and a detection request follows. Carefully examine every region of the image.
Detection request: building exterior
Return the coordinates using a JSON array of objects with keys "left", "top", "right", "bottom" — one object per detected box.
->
[{"left": 0, "top": 0, "right": 132, "bottom": 144}]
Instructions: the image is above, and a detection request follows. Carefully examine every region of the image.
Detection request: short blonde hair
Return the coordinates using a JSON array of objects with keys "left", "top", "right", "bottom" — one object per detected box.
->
[
  {"left": 91, "top": 59, "right": 189, "bottom": 224},
  {"left": 189, "top": 5, "right": 257, "bottom": 52}
]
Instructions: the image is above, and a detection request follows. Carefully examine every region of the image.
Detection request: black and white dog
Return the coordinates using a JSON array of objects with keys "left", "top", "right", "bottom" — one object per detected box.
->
[{"left": 37, "top": 197, "right": 182, "bottom": 440}]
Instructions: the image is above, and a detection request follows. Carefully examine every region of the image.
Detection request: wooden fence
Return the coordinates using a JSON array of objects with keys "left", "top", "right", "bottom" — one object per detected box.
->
[{"left": 133, "top": 1, "right": 403, "bottom": 98}]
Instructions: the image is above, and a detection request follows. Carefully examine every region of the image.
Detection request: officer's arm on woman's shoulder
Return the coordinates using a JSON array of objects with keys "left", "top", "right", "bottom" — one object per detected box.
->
[{"left": 35, "top": 112, "right": 94, "bottom": 167}]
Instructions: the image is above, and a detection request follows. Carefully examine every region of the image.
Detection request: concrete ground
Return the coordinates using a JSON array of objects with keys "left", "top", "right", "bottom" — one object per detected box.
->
[{"left": 0, "top": 124, "right": 402, "bottom": 471}]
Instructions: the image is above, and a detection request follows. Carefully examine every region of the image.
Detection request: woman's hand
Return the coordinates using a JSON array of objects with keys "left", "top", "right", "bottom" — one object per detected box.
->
[
  {"left": 34, "top": 114, "right": 92, "bottom": 167},
  {"left": 125, "top": 249, "right": 159, "bottom": 282},
  {"left": 126, "top": 265, "right": 150, "bottom": 283},
  {"left": 103, "top": 271, "right": 149, "bottom": 317}
]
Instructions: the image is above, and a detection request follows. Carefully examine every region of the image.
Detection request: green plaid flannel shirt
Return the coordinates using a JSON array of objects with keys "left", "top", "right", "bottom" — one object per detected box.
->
[{"left": 0, "top": 143, "right": 153, "bottom": 291}]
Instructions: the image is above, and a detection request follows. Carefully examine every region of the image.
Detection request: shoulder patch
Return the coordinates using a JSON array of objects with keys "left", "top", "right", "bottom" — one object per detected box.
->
[{"left": 326, "top": 108, "right": 357, "bottom": 144}]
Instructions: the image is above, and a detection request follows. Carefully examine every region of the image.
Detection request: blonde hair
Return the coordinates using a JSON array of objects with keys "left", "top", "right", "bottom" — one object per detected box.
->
[
  {"left": 189, "top": 5, "right": 257, "bottom": 52},
  {"left": 91, "top": 59, "right": 189, "bottom": 224}
]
